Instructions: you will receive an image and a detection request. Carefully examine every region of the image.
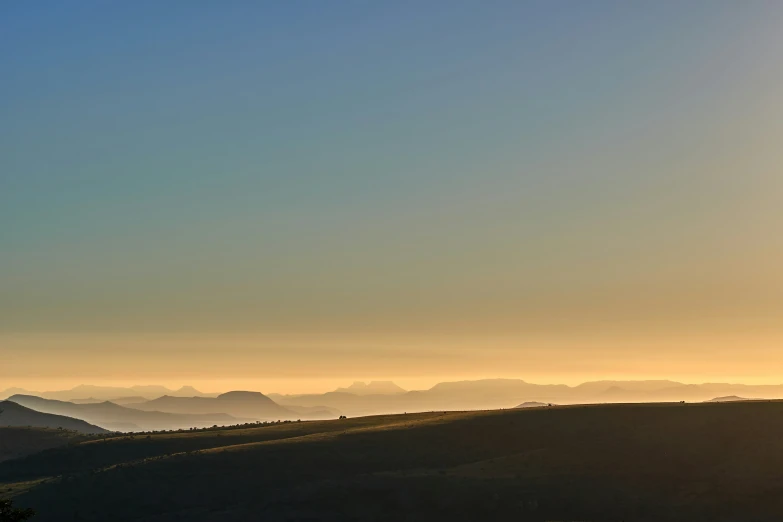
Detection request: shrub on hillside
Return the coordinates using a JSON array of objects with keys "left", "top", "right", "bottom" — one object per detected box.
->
[{"left": 0, "top": 499, "right": 35, "bottom": 521}]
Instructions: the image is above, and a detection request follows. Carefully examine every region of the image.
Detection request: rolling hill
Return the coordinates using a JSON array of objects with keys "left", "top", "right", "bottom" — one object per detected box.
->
[
  {"left": 4, "top": 401, "right": 783, "bottom": 521},
  {"left": 0, "top": 427, "right": 88, "bottom": 463},
  {"left": 0, "top": 401, "right": 107, "bottom": 434}
]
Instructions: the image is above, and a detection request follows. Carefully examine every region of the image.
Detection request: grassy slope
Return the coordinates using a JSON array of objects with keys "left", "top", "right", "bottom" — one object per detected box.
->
[
  {"left": 4, "top": 402, "right": 783, "bottom": 521},
  {"left": 0, "top": 428, "right": 86, "bottom": 464},
  {"left": 0, "top": 414, "right": 424, "bottom": 483}
]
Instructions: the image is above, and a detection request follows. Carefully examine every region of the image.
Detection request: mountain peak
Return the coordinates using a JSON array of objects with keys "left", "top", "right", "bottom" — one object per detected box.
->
[
  {"left": 0, "top": 387, "right": 31, "bottom": 399},
  {"left": 708, "top": 395, "right": 757, "bottom": 402},
  {"left": 334, "top": 381, "right": 406, "bottom": 395},
  {"left": 174, "top": 386, "right": 203, "bottom": 396},
  {"left": 217, "top": 391, "right": 271, "bottom": 401},
  {"left": 516, "top": 401, "right": 550, "bottom": 408}
]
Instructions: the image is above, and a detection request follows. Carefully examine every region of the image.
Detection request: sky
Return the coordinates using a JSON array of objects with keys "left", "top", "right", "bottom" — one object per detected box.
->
[{"left": 2, "top": 2, "right": 783, "bottom": 394}]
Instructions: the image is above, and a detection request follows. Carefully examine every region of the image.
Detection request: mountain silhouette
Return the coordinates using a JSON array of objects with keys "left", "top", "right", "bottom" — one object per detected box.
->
[
  {"left": 707, "top": 395, "right": 758, "bottom": 402},
  {"left": 175, "top": 386, "right": 203, "bottom": 396},
  {"left": 271, "top": 379, "right": 571, "bottom": 416},
  {"left": 0, "top": 400, "right": 107, "bottom": 434},
  {"left": 271, "top": 378, "right": 783, "bottom": 416},
  {"left": 333, "top": 381, "right": 406, "bottom": 395},
  {"left": 12, "top": 379, "right": 783, "bottom": 420},
  {"left": 2, "top": 385, "right": 215, "bottom": 402},
  {"left": 125, "top": 391, "right": 296, "bottom": 420},
  {"left": 8, "top": 395, "right": 242, "bottom": 432},
  {"left": 572, "top": 380, "right": 683, "bottom": 394},
  {"left": 0, "top": 388, "right": 32, "bottom": 400}
]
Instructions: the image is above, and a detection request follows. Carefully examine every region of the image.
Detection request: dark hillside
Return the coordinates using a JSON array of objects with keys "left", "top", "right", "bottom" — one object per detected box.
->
[
  {"left": 0, "top": 414, "right": 430, "bottom": 483},
  {"left": 6, "top": 402, "right": 783, "bottom": 521},
  {"left": 0, "top": 428, "right": 86, "bottom": 463}
]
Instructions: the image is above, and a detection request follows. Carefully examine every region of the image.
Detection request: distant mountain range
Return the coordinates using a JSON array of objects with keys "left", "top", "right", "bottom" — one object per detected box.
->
[
  {"left": 707, "top": 396, "right": 759, "bottom": 402},
  {"left": 6, "top": 391, "right": 337, "bottom": 433},
  {"left": 7, "top": 395, "right": 243, "bottom": 432},
  {"left": 332, "top": 381, "right": 407, "bottom": 395},
  {"left": 269, "top": 379, "right": 783, "bottom": 417},
  {"left": 72, "top": 396, "right": 150, "bottom": 405},
  {"left": 0, "top": 400, "right": 108, "bottom": 434},
  {"left": 8, "top": 379, "right": 783, "bottom": 431},
  {"left": 124, "top": 391, "right": 297, "bottom": 421},
  {"left": 0, "top": 385, "right": 216, "bottom": 402}
]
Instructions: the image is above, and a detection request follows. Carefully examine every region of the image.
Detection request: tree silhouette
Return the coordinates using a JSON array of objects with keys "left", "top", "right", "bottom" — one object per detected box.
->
[{"left": 0, "top": 499, "right": 35, "bottom": 521}]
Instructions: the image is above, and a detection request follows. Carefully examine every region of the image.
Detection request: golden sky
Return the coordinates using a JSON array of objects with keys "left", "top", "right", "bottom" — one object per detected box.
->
[{"left": 2, "top": 3, "right": 782, "bottom": 392}]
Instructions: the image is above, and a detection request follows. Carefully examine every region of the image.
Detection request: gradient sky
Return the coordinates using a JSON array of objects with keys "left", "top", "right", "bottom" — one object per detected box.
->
[{"left": 2, "top": 2, "right": 783, "bottom": 393}]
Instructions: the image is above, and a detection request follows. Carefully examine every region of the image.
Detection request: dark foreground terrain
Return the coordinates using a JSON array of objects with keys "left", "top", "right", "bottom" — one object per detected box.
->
[
  {"left": 3, "top": 401, "right": 783, "bottom": 521},
  {"left": 0, "top": 427, "right": 89, "bottom": 464}
]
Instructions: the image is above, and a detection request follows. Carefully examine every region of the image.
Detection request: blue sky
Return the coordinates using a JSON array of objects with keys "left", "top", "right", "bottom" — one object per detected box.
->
[{"left": 2, "top": 2, "right": 782, "bottom": 388}]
